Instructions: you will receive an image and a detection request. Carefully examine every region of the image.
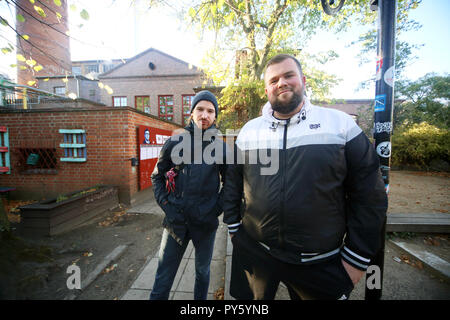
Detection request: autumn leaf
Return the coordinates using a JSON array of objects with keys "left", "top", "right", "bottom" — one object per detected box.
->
[
  {"left": 34, "top": 6, "right": 46, "bottom": 18},
  {"left": 33, "top": 65, "right": 43, "bottom": 72},
  {"left": 25, "top": 59, "right": 37, "bottom": 67},
  {"left": 80, "top": 9, "right": 89, "bottom": 20},
  {"left": 104, "top": 264, "right": 117, "bottom": 273},
  {"left": 68, "top": 92, "right": 77, "bottom": 100},
  {"left": 53, "top": 0, "right": 62, "bottom": 6},
  {"left": 16, "top": 14, "right": 25, "bottom": 23},
  {"left": 27, "top": 80, "right": 36, "bottom": 86},
  {"left": 16, "top": 54, "right": 26, "bottom": 62}
]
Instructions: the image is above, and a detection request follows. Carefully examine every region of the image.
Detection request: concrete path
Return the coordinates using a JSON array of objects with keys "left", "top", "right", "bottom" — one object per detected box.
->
[{"left": 121, "top": 198, "right": 228, "bottom": 300}]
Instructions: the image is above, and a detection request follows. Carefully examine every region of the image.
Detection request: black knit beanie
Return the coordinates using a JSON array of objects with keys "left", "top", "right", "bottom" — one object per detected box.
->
[{"left": 191, "top": 90, "right": 218, "bottom": 116}]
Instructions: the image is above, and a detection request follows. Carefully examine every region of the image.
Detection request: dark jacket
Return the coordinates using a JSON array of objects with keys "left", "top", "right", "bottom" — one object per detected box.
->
[
  {"left": 151, "top": 122, "right": 227, "bottom": 245},
  {"left": 223, "top": 98, "right": 387, "bottom": 270}
]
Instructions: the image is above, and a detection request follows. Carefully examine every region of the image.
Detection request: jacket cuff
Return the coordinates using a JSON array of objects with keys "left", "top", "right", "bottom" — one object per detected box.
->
[
  {"left": 227, "top": 222, "right": 241, "bottom": 234},
  {"left": 340, "top": 246, "right": 371, "bottom": 271}
]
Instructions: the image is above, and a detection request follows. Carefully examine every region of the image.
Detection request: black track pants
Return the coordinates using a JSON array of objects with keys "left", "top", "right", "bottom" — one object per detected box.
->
[{"left": 229, "top": 228, "right": 355, "bottom": 300}]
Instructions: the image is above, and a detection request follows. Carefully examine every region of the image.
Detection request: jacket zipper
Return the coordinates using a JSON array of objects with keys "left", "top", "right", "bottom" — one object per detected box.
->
[{"left": 278, "top": 119, "right": 289, "bottom": 248}]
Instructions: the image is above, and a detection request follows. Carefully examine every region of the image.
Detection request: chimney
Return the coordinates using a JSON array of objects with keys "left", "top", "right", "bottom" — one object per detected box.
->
[{"left": 15, "top": 0, "right": 71, "bottom": 86}]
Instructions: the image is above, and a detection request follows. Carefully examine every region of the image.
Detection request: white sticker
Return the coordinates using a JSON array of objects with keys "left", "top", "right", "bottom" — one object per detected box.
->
[
  {"left": 376, "top": 141, "right": 391, "bottom": 158},
  {"left": 384, "top": 66, "right": 395, "bottom": 87}
]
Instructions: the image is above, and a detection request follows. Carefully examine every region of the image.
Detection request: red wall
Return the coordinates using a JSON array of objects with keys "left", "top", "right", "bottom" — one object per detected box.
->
[{"left": 0, "top": 107, "right": 181, "bottom": 204}]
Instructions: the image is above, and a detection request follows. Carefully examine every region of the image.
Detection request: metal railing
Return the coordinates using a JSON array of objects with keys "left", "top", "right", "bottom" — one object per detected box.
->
[{"left": 0, "top": 78, "right": 71, "bottom": 109}]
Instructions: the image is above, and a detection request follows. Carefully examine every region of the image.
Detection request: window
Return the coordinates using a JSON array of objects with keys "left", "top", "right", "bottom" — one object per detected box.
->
[
  {"left": 113, "top": 96, "right": 127, "bottom": 107},
  {"left": 86, "top": 64, "right": 99, "bottom": 73},
  {"left": 158, "top": 95, "right": 174, "bottom": 121},
  {"left": 182, "top": 94, "right": 194, "bottom": 125},
  {"left": 89, "top": 89, "right": 96, "bottom": 98},
  {"left": 16, "top": 148, "right": 58, "bottom": 174},
  {"left": 54, "top": 86, "right": 66, "bottom": 95},
  {"left": 0, "top": 126, "right": 10, "bottom": 174},
  {"left": 103, "top": 64, "right": 115, "bottom": 73},
  {"left": 135, "top": 96, "right": 150, "bottom": 113},
  {"left": 72, "top": 66, "right": 82, "bottom": 75},
  {"left": 59, "top": 129, "right": 87, "bottom": 162}
]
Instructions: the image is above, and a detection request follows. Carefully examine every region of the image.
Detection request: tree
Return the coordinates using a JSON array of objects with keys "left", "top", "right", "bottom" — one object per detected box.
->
[
  {"left": 0, "top": 0, "right": 107, "bottom": 91},
  {"left": 352, "top": 0, "right": 422, "bottom": 90},
  {"left": 184, "top": 0, "right": 422, "bottom": 129},
  {"left": 394, "top": 73, "right": 450, "bottom": 129}
]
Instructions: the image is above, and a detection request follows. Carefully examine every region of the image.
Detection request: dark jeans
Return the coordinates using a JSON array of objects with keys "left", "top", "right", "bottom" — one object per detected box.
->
[{"left": 149, "top": 228, "right": 217, "bottom": 300}]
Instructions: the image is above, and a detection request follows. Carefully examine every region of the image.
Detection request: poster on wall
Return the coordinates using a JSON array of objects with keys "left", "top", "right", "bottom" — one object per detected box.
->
[{"left": 138, "top": 126, "right": 172, "bottom": 190}]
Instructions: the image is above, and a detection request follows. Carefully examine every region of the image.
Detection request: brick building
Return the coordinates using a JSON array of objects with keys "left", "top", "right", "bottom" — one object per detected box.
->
[
  {"left": 0, "top": 106, "right": 181, "bottom": 205},
  {"left": 98, "top": 48, "right": 207, "bottom": 126}
]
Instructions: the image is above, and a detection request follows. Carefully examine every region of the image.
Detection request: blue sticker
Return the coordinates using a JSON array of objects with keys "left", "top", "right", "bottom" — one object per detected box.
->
[{"left": 374, "top": 94, "right": 386, "bottom": 112}]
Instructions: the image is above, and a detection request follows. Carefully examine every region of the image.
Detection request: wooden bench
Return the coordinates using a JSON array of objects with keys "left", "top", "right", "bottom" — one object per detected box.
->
[{"left": 386, "top": 213, "right": 450, "bottom": 233}]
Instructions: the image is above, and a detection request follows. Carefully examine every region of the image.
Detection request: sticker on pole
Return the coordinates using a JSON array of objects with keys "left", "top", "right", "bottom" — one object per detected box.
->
[
  {"left": 374, "top": 94, "right": 386, "bottom": 112},
  {"left": 384, "top": 66, "right": 395, "bottom": 87},
  {"left": 376, "top": 141, "right": 391, "bottom": 158},
  {"left": 375, "top": 57, "right": 383, "bottom": 81}
]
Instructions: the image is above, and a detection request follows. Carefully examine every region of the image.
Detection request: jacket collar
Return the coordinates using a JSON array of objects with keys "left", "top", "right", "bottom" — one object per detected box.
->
[{"left": 261, "top": 96, "right": 312, "bottom": 127}]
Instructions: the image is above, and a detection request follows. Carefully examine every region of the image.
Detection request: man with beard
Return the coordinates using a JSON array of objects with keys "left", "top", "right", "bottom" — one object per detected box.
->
[{"left": 223, "top": 54, "right": 387, "bottom": 300}]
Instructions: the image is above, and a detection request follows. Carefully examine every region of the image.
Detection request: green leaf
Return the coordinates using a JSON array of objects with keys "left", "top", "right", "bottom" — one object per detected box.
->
[
  {"left": 0, "top": 17, "right": 8, "bottom": 26},
  {"left": 1, "top": 47, "right": 12, "bottom": 54},
  {"left": 80, "top": 9, "right": 89, "bottom": 20},
  {"left": 54, "top": 0, "right": 62, "bottom": 6},
  {"left": 17, "top": 14, "right": 25, "bottom": 23}
]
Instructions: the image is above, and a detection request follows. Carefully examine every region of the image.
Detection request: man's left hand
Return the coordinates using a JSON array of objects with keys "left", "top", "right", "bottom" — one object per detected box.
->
[{"left": 341, "top": 259, "right": 365, "bottom": 285}]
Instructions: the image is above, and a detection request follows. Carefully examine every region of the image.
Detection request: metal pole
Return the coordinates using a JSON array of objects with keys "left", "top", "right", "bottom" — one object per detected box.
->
[{"left": 365, "top": 0, "right": 397, "bottom": 300}]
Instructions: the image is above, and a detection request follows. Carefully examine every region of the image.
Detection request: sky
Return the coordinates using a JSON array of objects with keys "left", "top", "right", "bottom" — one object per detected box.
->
[{"left": 1, "top": 0, "right": 449, "bottom": 99}]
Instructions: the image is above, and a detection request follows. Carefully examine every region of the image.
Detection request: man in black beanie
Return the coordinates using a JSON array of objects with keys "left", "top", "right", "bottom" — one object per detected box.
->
[
  {"left": 189, "top": 90, "right": 219, "bottom": 130},
  {"left": 150, "top": 90, "right": 227, "bottom": 300}
]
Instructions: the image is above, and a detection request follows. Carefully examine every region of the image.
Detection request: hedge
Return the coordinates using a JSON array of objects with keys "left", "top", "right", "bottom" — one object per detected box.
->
[{"left": 391, "top": 122, "right": 450, "bottom": 171}]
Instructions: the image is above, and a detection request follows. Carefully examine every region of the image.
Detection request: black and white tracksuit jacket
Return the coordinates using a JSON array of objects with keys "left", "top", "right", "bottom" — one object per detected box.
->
[{"left": 223, "top": 97, "right": 388, "bottom": 271}]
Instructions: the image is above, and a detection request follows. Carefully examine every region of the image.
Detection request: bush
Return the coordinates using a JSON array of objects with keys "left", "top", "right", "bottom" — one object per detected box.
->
[{"left": 391, "top": 122, "right": 450, "bottom": 171}]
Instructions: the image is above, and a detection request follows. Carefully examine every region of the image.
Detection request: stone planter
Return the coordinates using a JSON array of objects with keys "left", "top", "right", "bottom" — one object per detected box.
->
[{"left": 19, "top": 185, "right": 119, "bottom": 236}]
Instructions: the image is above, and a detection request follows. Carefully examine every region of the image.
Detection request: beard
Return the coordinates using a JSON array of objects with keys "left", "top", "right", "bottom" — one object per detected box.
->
[{"left": 270, "top": 89, "right": 304, "bottom": 115}]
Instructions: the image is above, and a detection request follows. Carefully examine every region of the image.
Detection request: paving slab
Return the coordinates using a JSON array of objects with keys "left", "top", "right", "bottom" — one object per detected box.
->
[
  {"left": 121, "top": 222, "right": 227, "bottom": 300},
  {"left": 390, "top": 240, "right": 450, "bottom": 281}
]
